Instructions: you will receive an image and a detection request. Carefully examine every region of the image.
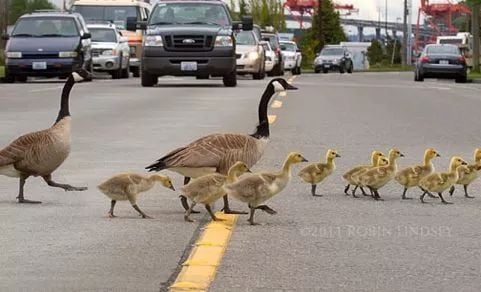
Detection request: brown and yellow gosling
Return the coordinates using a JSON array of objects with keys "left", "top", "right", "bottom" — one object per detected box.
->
[
  {"left": 449, "top": 148, "right": 481, "bottom": 198},
  {"left": 298, "top": 149, "right": 340, "bottom": 196}
]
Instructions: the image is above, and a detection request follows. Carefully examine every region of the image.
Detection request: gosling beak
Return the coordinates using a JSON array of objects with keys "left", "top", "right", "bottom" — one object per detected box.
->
[
  {"left": 301, "top": 157, "right": 308, "bottom": 162},
  {"left": 247, "top": 169, "right": 252, "bottom": 173},
  {"left": 335, "top": 154, "right": 341, "bottom": 158},
  {"left": 286, "top": 83, "right": 298, "bottom": 90},
  {"left": 169, "top": 185, "right": 176, "bottom": 191},
  {"left": 436, "top": 153, "right": 441, "bottom": 157},
  {"left": 400, "top": 153, "right": 405, "bottom": 157},
  {"left": 462, "top": 161, "right": 468, "bottom": 165}
]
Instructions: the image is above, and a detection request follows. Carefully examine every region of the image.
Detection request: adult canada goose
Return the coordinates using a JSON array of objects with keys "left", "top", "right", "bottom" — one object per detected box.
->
[
  {"left": 182, "top": 161, "right": 251, "bottom": 222},
  {"left": 395, "top": 148, "right": 440, "bottom": 200},
  {"left": 343, "top": 151, "right": 384, "bottom": 197},
  {"left": 298, "top": 149, "right": 340, "bottom": 196},
  {"left": 225, "top": 152, "right": 308, "bottom": 225},
  {"left": 419, "top": 156, "right": 468, "bottom": 204},
  {"left": 98, "top": 173, "right": 175, "bottom": 218},
  {"left": 0, "top": 70, "right": 90, "bottom": 204},
  {"left": 146, "top": 78, "right": 297, "bottom": 214},
  {"left": 449, "top": 148, "right": 481, "bottom": 198}
]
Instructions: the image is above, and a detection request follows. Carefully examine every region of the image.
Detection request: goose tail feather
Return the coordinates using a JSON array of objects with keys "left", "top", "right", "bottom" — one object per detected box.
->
[{"left": 145, "top": 160, "right": 168, "bottom": 172}]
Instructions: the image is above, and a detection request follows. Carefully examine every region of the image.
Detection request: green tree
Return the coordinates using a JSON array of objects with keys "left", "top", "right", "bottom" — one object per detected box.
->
[
  {"left": 9, "top": 0, "right": 55, "bottom": 24},
  {"left": 467, "top": 0, "right": 481, "bottom": 72},
  {"left": 386, "top": 38, "right": 402, "bottom": 65},
  {"left": 249, "top": 0, "right": 285, "bottom": 31},
  {"left": 366, "top": 39, "right": 385, "bottom": 66}
]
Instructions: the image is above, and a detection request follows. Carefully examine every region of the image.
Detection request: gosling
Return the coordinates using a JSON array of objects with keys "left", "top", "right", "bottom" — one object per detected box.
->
[
  {"left": 449, "top": 148, "right": 481, "bottom": 198},
  {"left": 298, "top": 149, "right": 340, "bottom": 196},
  {"left": 225, "top": 152, "right": 308, "bottom": 225},
  {"left": 181, "top": 161, "right": 251, "bottom": 222},
  {"left": 419, "top": 156, "right": 468, "bottom": 204},
  {"left": 343, "top": 151, "right": 384, "bottom": 197},
  {"left": 98, "top": 173, "right": 175, "bottom": 218},
  {"left": 395, "top": 148, "right": 440, "bottom": 200}
]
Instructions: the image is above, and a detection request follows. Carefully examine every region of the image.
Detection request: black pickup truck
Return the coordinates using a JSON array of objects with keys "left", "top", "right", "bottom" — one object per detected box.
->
[{"left": 127, "top": 0, "right": 252, "bottom": 87}]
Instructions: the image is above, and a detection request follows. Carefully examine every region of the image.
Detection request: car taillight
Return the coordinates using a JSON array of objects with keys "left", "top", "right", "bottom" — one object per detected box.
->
[
  {"left": 420, "top": 56, "right": 430, "bottom": 63},
  {"left": 458, "top": 56, "right": 466, "bottom": 64}
]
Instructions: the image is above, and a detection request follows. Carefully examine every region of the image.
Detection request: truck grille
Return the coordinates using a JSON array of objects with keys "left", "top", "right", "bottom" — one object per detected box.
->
[{"left": 164, "top": 35, "right": 214, "bottom": 51}]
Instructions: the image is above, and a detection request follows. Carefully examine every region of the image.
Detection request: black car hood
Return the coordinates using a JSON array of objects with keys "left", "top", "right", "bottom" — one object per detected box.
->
[
  {"left": 147, "top": 25, "right": 231, "bottom": 36},
  {"left": 7, "top": 36, "right": 80, "bottom": 52}
]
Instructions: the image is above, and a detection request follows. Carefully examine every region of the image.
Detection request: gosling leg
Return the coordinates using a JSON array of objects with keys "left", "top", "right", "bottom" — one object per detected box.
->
[
  {"left": 373, "top": 189, "right": 384, "bottom": 201},
  {"left": 360, "top": 187, "right": 368, "bottom": 196},
  {"left": 255, "top": 205, "right": 277, "bottom": 215},
  {"left": 248, "top": 205, "right": 258, "bottom": 225},
  {"left": 351, "top": 185, "right": 359, "bottom": 197},
  {"left": 463, "top": 185, "right": 475, "bottom": 199},
  {"left": 108, "top": 200, "right": 117, "bottom": 218},
  {"left": 222, "top": 195, "right": 248, "bottom": 215},
  {"left": 132, "top": 204, "right": 153, "bottom": 218},
  {"left": 42, "top": 175, "right": 88, "bottom": 192},
  {"left": 420, "top": 191, "right": 427, "bottom": 203},
  {"left": 438, "top": 192, "right": 453, "bottom": 204},
  {"left": 449, "top": 185, "right": 456, "bottom": 196},
  {"left": 401, "top": 187, "right": 412, "bottom": 200},
  {"left": 180, "top": 177, "right": 200, "bottom": 214},
  {"left": 205, "top": 204, "right": 223, "bottom": 221},
  {"left": 312, "top": 184, "right": 322, "bottom": 197},
  {"left": 344, "top": 184, "right": 350, "bottom": 195},
  {"left": 184, "top": 202, "right": 197, "bottom": 222},
  {"left": 419, "top": 187, "right": 436, "bottom": 199},
  {"left": 17, "top": 175, "right": 41, "bottom": 204}
]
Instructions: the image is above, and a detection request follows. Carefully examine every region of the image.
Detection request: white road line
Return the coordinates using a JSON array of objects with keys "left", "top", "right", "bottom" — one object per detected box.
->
[{"left": 28, "top": 86, "right": 62, "bottom": 93}]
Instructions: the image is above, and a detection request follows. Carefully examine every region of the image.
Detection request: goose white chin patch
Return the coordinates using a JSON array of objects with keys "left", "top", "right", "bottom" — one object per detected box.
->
[
  {"left": 272, "top": 81, "right": 284, "bottom": 93},
  {"left": 72, "top": 72, "right": 84, "bottom": 82}
]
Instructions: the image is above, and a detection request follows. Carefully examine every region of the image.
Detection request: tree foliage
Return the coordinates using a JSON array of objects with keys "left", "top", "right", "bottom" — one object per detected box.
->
[
  {"left": 9, "top": 0, "right": 55, "bottom": 24},
  {"left": 229, "top": 0, "right": 285, "bottom": 31},
  {"left": 366, "top": 39, "right": 385, "bottom": 66}
]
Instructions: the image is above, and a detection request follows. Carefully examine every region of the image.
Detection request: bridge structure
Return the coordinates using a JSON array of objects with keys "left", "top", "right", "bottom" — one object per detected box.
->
[{"left": 284, "top": 15, "right": 433, "bottom": 42}]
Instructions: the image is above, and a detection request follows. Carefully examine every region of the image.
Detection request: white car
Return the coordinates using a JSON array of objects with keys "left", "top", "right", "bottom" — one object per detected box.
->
[
  {"left": 87, "top": 23, "right": 130, "bottom": 79},
  {"left": 280, "top": 40, "right": 302, "bottom": 75},
  {"left": 261, "top": 41, "right": 276, "bottom": 74},
  {"left": 235, "top": 30, "right": 266, "bottom": 80}
]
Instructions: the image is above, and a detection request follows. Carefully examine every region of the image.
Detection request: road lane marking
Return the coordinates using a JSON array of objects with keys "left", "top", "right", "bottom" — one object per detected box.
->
[
  {"left": 28, "top": 86, "right": 62, "bottom": 93},
  {"left": 279, "top": 91, "right": 287, "bottom": 97},
  {"left": 271, "top": 100, "right": 283, "bottom": 108},
  {"left": 170, "top": 212, "right": 237, "bottom": 291},
  {"left": 268, "top": 115, "right": 277, "bottom": 124}
]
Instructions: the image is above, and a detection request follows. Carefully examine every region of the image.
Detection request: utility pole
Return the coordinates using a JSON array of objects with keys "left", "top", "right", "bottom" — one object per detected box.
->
[
  {"left": 402, "top": 0, "right": 407, "bottom": 66},
  {"left": 0, "top": 0, "right": 8, "bottom": 49},
  {"left": 472, "top": 2, "right": 480, "bottom": 72},
  {"left": 385, "top": 0, "right": 388, "bottom": 38}
]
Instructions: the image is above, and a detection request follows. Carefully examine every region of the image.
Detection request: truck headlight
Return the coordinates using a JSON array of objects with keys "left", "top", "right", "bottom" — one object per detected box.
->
[
  {"left": 247, "top": 51, "right": 259, "bottom": 60},
  {"left": 214, "top": 36, "right": 233, "bottom": 47},
  {"left": 144, "top": 35, "right": 163, "bottom": 47},
  {"left": 101, "top": 49, "right": 117, "bottom": 56},
  {"left": 6, "top": 52, "right": 22, "bottom": 58},
  {"left": 59, "top": 51, "right": 78, "bottom": 58}
]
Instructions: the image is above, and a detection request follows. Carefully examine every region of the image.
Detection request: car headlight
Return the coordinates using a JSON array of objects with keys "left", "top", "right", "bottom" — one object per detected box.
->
[
  {"left": 333, "top": 58, "right": 339, "bottom": 64},
  {"left": 101, "top": 49, "right": 117, "bottom": 56},
  {"left": 247, "top": 51, "right": 259, "bottom": 60},
  {"left": 215, "top": 36, "right": 233, "bottom": 47},
  {"left": 6, "top": 52, "right": 22, "bottom": 58},
  {"left": 144, "top": 35, "right": 163, "bottom": 47},
  {"left": 59, "top": 51, "right": 78, "bottom": 58}
]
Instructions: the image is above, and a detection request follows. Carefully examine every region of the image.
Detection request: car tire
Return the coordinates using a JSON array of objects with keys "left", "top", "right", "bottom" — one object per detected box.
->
[
  {"left": 131, "top": 66, "right": 140, "bottom": 78},
  {"left": 339, "top": 65, "right": 345, "bottom": 74},
  {"left": 17, "top": 75, "right": 27, "bottom": 82},
  {"left": 111, "top": 63, "right": 122, "bottom": 79},
  {"left": 141, "top": 70, "right": 157, "bottom": 87},
  {"left": 223, "top": 70, "right": 237, "bottom": 87},
  {"left": 121, "top": 61, "right": 130, "bottom": 79},
  {"left": 347, "top": 63, "right": 353, "bottom": 74},
  {"left": 253, "top": 64, "right": 265, "bottom": 80},
  {"left": 417, "top": 71, "right": 424, "bottom": 82},
  {"left": 455, "top": 75, "right": 467, "bottom": 83},
  {"left": 322, "top": 68, "right": 328, "bottom": 74},
  {"left": 4, "top": 73, "right": 15, "bottom": 83}
]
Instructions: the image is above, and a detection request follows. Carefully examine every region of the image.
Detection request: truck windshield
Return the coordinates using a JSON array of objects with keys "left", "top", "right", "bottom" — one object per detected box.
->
[
  {"left": 236, "top": 31, "right": 256, "bottom": 45},
  {"left": 280, "top": 42, "right": 297, "bottom": 52},
  {"left": 72, "top": 5, "right": 140, "bottom": 29},
  {"left": 12, "top": 17, "right": 79, "bottom": 37},
  {"left": 89, "top": 28, "right": 118, "bottom": 42},
  {"left": 321, "top": 48, "right": 344, "bottom": 56},
  {"left": 438, "top": 38, "right": 463, "bottom": 45},
  {"left": 149, "top": 3, "right": 230, "bottom": 26}
]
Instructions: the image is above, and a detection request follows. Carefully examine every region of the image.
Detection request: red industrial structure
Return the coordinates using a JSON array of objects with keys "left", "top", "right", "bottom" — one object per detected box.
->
[
  {"left": 415, "top": 0, "right": 471, "bottom": 50},
  {"left": 283, "top": 0, "right": 358, "bottom": 28}
]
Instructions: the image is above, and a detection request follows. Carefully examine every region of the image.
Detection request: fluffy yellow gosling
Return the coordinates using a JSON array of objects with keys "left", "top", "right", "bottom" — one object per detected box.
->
[
  {"left": 298, "top": 149, "right": 340, "bottom": 196},
  {"left": 343, "top": 151, "right": 384, "bottom": 197},
  {"left": 449, "top": 148, "right": 481, "bottom": 198}
]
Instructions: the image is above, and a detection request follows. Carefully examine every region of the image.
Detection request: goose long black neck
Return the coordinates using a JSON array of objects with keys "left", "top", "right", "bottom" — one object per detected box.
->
[
  {"left": 251, "top": 83, "right": 274, "bottom": 139},
  {"left": 55, "top": 75, "right": 74, "bottom": 124}
]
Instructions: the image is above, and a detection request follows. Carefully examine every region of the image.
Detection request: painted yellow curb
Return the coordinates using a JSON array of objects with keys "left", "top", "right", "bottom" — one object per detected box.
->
[
  {"left": 271, "top": 100, "right": 283, "bottom": 109},
  {"left": 170, "top": 212, "right": 238, "bottom": 292},
  {"left": 268, "top": 115, "right": 277, "bottom": 124},
  {"left": 279, "top": 91, "right": 287, "bottom": 97}
]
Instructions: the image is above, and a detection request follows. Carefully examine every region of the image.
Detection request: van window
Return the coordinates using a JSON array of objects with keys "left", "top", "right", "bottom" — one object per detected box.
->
[
  {"left": 72, "top": 5, "right": 140, "bottom": 29},
  {"left": 12, "top": 17, "right": 79, "bottom": 37}
]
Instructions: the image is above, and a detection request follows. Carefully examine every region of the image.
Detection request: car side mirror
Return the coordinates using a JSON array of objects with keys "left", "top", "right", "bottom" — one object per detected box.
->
[
  {"left": 296, "top": 48, "right": 301, "bottom": 53},
  {"left": 127, "top": 17, "right": 146, "bottom": 31},
  {"left": 241, "top": 15, "right": 253, "bottom": 31},
  {"left": 81, "top": 32, "right": 91, "bottom": 39}
]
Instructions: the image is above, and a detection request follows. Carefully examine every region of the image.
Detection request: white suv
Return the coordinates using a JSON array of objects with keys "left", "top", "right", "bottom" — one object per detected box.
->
[{"left": 280, "top": 40, "right": 302, "bottom": 75}]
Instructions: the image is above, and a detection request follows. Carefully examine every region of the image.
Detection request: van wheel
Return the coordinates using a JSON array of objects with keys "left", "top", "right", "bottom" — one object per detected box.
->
[
  {"left": 223, "top": 71, "right": 237, "bottom": 87},
  {"left": 17, "top": 75, "right": 27, "bottom": 82},
  {"left": 141, "top": 70, "right": 158, "bottom": 87},
  {"left": 455, "top": 75, "right": 467, "bottom": 83},
  {"left": 131, "top": 66, "right": 140, "bottom": 77},
  {"left": 4, "top": 73, "right": 15, "bottom": 83}
]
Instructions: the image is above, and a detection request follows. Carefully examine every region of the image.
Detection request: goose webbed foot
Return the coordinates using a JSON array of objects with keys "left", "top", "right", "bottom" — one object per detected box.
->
[
  {"left": 222, "top": 195, "right": 247, "bottom": 214},
  {"left": 247, "top": 205, "right": 259, "bottom": 225},
  {"left": 438, "top": 193, "right": 453, "bottom": 204},
  {"left": 360, "top": 187, "right": 368, "bottom": 196},
  {"left": 42, "top": 175, "right": 87, "bottom": 192},
  {"left": 17, "top": 198, "right": 42, "bottom": 204},
  {"left": 132, "top": 204, "right": 153, "bottom": 219},
  {"left": 17, "top": 176, "right": 41, "bottom": 203},
  {"left": 311, "top": 184, "right": 322, "bottom": 196},
  {"left": 205, "top": 204, "right": 224, "bottom": 221},
  {"left": 180, "top": 195, "right": 200, "bottom": 214},
  {"left": 449, "top": 185, "right": 455, "bottom": 196},
  {"left": 372, "top": 189, "right": 383, "bottom": 201},
  {"left": 108, "top": 200, "right": 117, "bottom": 217},
  {"left": 256, "top": 205, "right": 277, "bottom": 215},
  {"left": 463, "top": 185, "right": 475, "bottom": 198},
  {"left": 401, "top": 187, "right": 412, "bottom": 200}
]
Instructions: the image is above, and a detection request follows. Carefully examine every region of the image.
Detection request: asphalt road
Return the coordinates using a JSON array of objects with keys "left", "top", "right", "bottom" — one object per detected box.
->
[{"left": 1, "top": 72, "right": 481, "bottom": 292}]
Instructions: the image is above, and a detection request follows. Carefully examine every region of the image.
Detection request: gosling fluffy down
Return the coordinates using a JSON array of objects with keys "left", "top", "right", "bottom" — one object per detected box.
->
[
  {"left": 298, "top": 149, "right": 340, "bottom": 196},
  {"left": 343, "top": 151, "right": 385, "bottom": 197},
  {"left": 98, "top": 173, "right": 175, "bottom": 218},
  {"left": 395, "top": 148, "right": 440, "bottom": 200},
  {"left": 449, "top": 148, "right": 481, "bottom": 198}
]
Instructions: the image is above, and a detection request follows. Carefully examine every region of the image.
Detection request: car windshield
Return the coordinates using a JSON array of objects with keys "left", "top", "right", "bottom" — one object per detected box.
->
[
  {"left": 321, "top": 48, "right": 344, "bottom": 56},
  {"left": 149, "top": 3, "right": 229, "bottom": 26},
  {"left": 236, "top": 31, "right": 256, "bottom": 46},
  {"left": 262, "top": 35, "right": 279, "bottom": 49},
  {"left": 12, "top": 17, "right": 79, "bottom": 37},
  {"left": 72, "top": 5, "right": 139, "bottom": 30},
  {"left": 280, "top": 42, "right": 297, "bottom": 52},
  {"left": 89, "top": 28, "right": 117, "bottom": 42},
  {"left": 426, "top": 45, "right": 459, "bottom": 55}
]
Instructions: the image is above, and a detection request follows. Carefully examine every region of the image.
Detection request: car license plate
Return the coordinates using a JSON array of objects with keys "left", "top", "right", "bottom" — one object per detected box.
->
[
  {"left": 324, "top": 64, "right": 330, "bottom": 68},
  {"left": 439, "top": 60, "right": 449, "bottom": 65},
  {"left": 32, "top": 62, "right": 47, "bottom": 70},
  {"left": 181, "top": 61, "right": 197, "bottom": 71}
]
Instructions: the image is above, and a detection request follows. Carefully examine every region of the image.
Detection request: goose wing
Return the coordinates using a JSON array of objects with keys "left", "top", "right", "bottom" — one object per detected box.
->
[{"left": 0, "top": 130, "right": 50, "bottom": 167}]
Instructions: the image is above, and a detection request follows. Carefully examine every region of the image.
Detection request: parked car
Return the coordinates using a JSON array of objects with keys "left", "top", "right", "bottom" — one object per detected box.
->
[
  {"left": 126, "top": 0, "right": 253, "bottom": 87},
  {"left": 314, "top": 45, "right": 353, "bottom": 74},
  {"left": 71, "top": 0, "right": 152, "bottom": 77},
  {"left": 414, "top": 44, "right": 467, "bottom": 83},
  {"left": 87, "top": 23, "right": 130, "bottom": 79},
  {"left": 280, "top": 40, "right": 301, "bottom": 75},
  {"left": 261, "top": 41, "right": 275, "bottom": 73},
  {"left": 3, "top": 11, "right": 92, "bottom": 83},
  {"left": 261, "top": 30, "right": 284, "bottom": 76},
  {"left": 235, "top": 30, "right": 265, "bottom": 80}
]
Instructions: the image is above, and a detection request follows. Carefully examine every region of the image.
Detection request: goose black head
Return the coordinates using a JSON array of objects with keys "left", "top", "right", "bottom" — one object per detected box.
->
[{"left": 270, "top": 78, "right": 298, "bottom": 92}]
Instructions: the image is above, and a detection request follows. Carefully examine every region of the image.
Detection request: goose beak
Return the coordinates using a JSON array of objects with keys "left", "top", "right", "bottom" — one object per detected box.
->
[
  {"left": 301, "top": 157, "right": 308, "bottom": 162},
  {"left": 436, "top": 153, "right": 441, "bottom": 157},
  {"left": 462, "top": 161, "right": 468, "bottom": 165},
  {"left": 169, "top": 185, "right": 176, "bottom": 191},
  {"left": 286, "top": 83, "right": 298, "bottom": 90},
  {"left": 400, "top": 153, "right": 405, "bottom": 157},
  {"left": 335, "top": 154, "right": 341, "bottom": 158}
]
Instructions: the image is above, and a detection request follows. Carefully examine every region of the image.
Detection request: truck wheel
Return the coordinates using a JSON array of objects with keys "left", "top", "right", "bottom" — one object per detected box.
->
[
  {"left": 455, "top": 75, "right": 467, "bottom": 83},
  {"left": 314, "top": 68, "right": 321, "bottom": 74},
  {"left": 4, "top": 73, "right": 15, "bottom": 83},
  {"left": 141, "top": 70, "right": 157, "bottom": 87},
  {"left": 17, "top": 75, "right": 27, "bottom": 82},
  {"left": 347, "top": 64, "right": 353, "bottom": 74},
  {"left": 111, "top": 61, "right": 122, "bottom": 79},
  {"left": 223, "top": 71, "right": 237, "bottom": 87},
  {"left": 121, "top": 61, "right": 130, "bottom": 78},
  {"left": 339, "top": 65, "right": 345, "bottom": 74},
  {"left": 131, "top": 66, "right": 140, "bottom": 78},
  {"left": 322, "top": 68, "right": 328, "bottom": 74}
]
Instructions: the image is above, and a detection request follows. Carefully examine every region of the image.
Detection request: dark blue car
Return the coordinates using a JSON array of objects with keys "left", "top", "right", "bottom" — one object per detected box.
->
[{"left": 3, "top": 11, "right": 92, "bottom": 82}]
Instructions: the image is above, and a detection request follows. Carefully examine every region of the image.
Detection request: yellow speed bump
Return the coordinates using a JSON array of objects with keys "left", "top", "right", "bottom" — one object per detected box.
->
[
  {"left": 268, "top": 115, "right": 277, "bottom": 124},
  {"left": 271, "top": 100, "right": 283, "bottom": 109},
  {"left": 170, "top": 212, "right": 238, "bottom": 292},
  {"left": 279, "top": 91, "right": 287, "bottom": 97}
]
